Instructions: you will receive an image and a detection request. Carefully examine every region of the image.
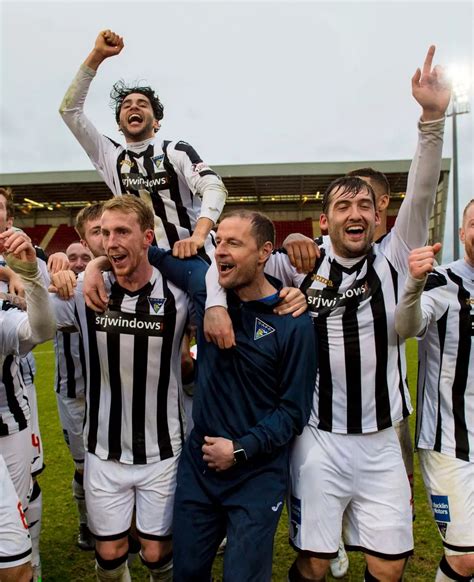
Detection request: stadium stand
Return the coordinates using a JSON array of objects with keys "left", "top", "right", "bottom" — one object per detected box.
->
[
  {"left": 43, "top": 225, "right": 79, "bottom": 255},
  {"left": 22, "top": 225, "right": 50, "bottom": 247}
]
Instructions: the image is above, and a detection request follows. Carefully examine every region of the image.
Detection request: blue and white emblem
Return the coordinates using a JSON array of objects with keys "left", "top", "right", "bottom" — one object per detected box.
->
[
  {"left": 254, "top": 318, "right": 275, "bottom": 340},
  {"left": 148, "top": 297, "right": 165, "bottom": 313},
  {"left": 152, "top": 154, "right": 164, "bottom": 170}
]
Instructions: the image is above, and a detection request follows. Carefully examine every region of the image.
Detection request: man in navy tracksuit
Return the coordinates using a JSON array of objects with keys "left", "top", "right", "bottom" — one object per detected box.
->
[
  {"left": 169, "top": 210, "right": 317, "bottom": 581},
  {"left": 85, "top": 207, "right": 317, "bottom": 581}
]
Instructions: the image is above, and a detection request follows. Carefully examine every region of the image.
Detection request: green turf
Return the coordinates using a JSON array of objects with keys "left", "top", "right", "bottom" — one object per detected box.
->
[{"left": 33, "top": 339, "right": 442, "bottom": 581}]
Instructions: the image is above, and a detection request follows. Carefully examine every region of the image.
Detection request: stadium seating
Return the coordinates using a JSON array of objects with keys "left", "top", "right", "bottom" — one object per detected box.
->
[
  {"left": 22, "top": 225, "right": 51, "bottom": 248},
  {"left": 41, "top": 225, "right": 79, "bottom": 255},
  {"left": 274, "top": 219, "right": 314, "bottom": 247}
]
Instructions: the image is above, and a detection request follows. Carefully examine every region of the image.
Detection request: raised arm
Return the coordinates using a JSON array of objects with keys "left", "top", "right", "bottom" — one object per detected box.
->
[
  {"left": 165, "top": 141, "right": 228, "bottom": 258},
  {"left": 0, "top": 230, "right": 56, "bottom": 352},
  {"left": 390, "top": 46, "right": 451, "bottom": 255},
  {"left": 59, "top": 30, "right": 124, "bottom": 173}
]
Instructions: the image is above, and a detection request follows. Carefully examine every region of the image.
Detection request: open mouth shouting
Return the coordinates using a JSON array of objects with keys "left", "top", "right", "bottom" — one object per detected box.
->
[
  {"left": 218, "top": 262, "right": 235, "bottom": 276},
  {"left": 109, "top": 253, "right": 128, "bottom": 269},
  {"left": 127, "top": 113, "right": 143, "bottom": 126},
  {"left": 345, "top": 224, "right": 366, "bottom": 241}
]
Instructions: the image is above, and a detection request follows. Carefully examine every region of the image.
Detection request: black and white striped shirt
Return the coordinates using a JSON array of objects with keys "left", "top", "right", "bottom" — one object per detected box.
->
[
  {"left": 268, "top": 236, "right": 413, "bottom": 434},
  {"left": 54, "top": 331, "right": 86, "bottom": 399},
  {"left": 0, "top": 307, "right": 30, "bottom": 436},
  {"left": 60, "top": 65, "right": 227, "bottom": 253},
  {"left": 52, "top": 268, "right": 189, "bottom": 464},
  {"left": 416, "top": 259, "right": 474, "bottom": 462}
]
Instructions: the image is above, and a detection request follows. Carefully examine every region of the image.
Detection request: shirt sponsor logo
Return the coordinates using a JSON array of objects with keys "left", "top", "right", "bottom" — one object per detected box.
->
[
  {"left": 152, "top": 154, "right": 164, "bottom": 170},
  {"left": 94, "top": 310, "right": 164, "bottom": 336},
  {"left": 121, "top": 173, "right": 169, "bottom": 190},
  {"left": 148, "top": 297, "right": 165, "bottom": 314},
  {"left": 306, "top": 283, "right": 369, "bottom": 313},
  {"left": 431, "top": 495, "right": 451, "bottom": 523},
  {"left": 254, "top": 318, "right": 275, "bottom": 340}
]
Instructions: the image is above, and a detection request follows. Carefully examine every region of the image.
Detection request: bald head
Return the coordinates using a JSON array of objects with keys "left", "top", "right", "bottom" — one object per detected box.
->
[{"left": 66, "top": 242, "right": 93, "bottom": 275}]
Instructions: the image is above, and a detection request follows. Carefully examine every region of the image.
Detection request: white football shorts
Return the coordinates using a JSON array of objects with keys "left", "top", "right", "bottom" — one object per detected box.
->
[
  {"left": 289, "top": 424, "right": 413, "bottom": 559},
  {"left": 84, "top": 452, "right": 179, "bottom": 540},
  {"left": 0, "top": 454, "right": 31, "bottom": 569},
  {"left": 0, "top": 428, "right": 33, "bottom": 511},
  {"left": 418, "top": 448, "right": 474, "bottom": 555}
]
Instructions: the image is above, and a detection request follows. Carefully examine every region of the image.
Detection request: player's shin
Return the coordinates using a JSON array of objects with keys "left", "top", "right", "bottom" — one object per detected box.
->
[
  {"left": 140, "top": 552, "right": 173, "bottom": 582},
  {"left": 26, "top": 479, "right": 42, "bottom": 581},
  {"left": 95, "top": 552, "right": 131, "bottom": 582},
  {"left": 72, "top": 469, "right": 87, "bottom": 523},
  {"left": 73, "top": 468, "right": 94, "bottom": 550}
]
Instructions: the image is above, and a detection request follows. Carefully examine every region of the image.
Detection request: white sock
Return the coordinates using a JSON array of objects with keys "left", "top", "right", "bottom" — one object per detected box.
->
[
  {"left": 26, "top": 481, "right": 42, "bottom": 573},
  {"left": 95, "top": 560, "right": 131, "bottom": 582},
  {"left": 141, "top": 552, "right": 173, "bottom": 582},
  {"left": 148, "top": 558, "right": 173, "bottom": 582}
]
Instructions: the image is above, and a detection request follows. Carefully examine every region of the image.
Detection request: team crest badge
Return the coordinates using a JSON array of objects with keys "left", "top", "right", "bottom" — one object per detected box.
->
[
  {"left": 152, "top": 154, "right": 164, "bottom": 170},
  {"left": 254, "top": 318, "right": 275, "bottom": 340},
  {"left": 148, "top": 297, "right": 165, "bottom": 313}
]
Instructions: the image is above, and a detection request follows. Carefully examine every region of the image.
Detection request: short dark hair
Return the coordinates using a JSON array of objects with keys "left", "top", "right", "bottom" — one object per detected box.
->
[
  {"left": 110, "top": 81, "right": 164, "bottom": 124},
  {"left": 102, "top": 196, "right": 155, "bottom": 232},
  {"left": 322, "top": 176, "right": 376, "bottom": 214},
  {"left": 462, "top": 199, "right": 474, "bottom": 224},
  {"left": 346, "top": 167, "right": 391, "bottom": 198},
  {"left": 75, "top": 202, "right": 104, "bottom": 239},
  {"left": 0, "top": 187, "right": 15, "bottom": 219},
  {"left": 220, "top": 209, "right": 275, "bottom": 247}
]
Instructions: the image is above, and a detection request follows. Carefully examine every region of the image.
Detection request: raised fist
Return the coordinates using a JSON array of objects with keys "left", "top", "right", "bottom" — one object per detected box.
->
[
  {"left": 93, "top": 29, "right": 124, "bottom": 59},
  {"left": 408, "top": 242, "right": 442, "bottom": 280}
]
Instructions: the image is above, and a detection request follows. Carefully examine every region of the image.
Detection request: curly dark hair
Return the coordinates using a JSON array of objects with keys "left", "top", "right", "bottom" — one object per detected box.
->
[{"left": 110, "top": 80, "right": 164, "bottom": 123}]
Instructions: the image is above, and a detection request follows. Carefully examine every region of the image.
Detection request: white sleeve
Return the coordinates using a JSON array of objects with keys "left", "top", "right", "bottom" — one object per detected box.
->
[
  {"left": 394, "top": 274, "right": 430, "bottom": 339},
  {"left": 59, "top": 64, "right": 120, "bottom": 186},
  {"left": 165, "top": 140, "right": 227, "bottom": 225},
  {"left": 264, "top": 252, "right": 305, "bottom": 288},
  {"left": 2, "top": 257, "right": 57, "bottom": 354},
  {"left": 204, "top": 260, "right": 228, "bottom": 309},
  {"left": 204, "top": 251, "right": 306, "bottom": 310},
  {"left": 385, "top": 117, "right": 445, "bottom": 270}
]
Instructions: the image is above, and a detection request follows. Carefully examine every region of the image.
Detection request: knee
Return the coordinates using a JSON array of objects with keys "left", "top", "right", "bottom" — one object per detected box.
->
[
  {"left": 365, "top": 558, "right": 406, "bottom": 582},
  {"left": 96, "top": 538, "right": 128, "bottom": 561},
  {"left": 2, "top": 563, "right": 33, "bottom": 582},
  {"left": 447, "top": 553, "right": 474, "bottom": 578},
  {"left": 295, "top": 553, "right": 330, "bottom": 579},
  {"left": 140, "top": 539, "right": 172, "bottom": 564}
]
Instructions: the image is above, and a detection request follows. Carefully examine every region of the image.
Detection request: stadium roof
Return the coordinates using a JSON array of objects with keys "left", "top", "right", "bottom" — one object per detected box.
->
[{"left": 0, "top": 158, "right": 451, "bottom": 211}]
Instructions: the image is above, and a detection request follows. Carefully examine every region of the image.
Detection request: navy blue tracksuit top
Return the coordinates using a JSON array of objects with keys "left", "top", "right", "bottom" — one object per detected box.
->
[{"left": 148, "top": 247, "right": 318, "bottom": 461}]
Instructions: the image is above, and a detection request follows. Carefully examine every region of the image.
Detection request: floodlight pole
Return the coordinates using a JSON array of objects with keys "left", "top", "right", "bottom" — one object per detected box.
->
[
  {"left": 448, "top": 94, "right": 470, "bottom": 261},
  {"left": 452, "top": 95, "right": 460, "bottom": 260}
]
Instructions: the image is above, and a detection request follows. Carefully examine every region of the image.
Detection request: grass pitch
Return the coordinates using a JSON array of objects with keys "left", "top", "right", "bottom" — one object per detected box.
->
[{"left": 33, "top": 339, "right": 442, "bottom": 581}]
